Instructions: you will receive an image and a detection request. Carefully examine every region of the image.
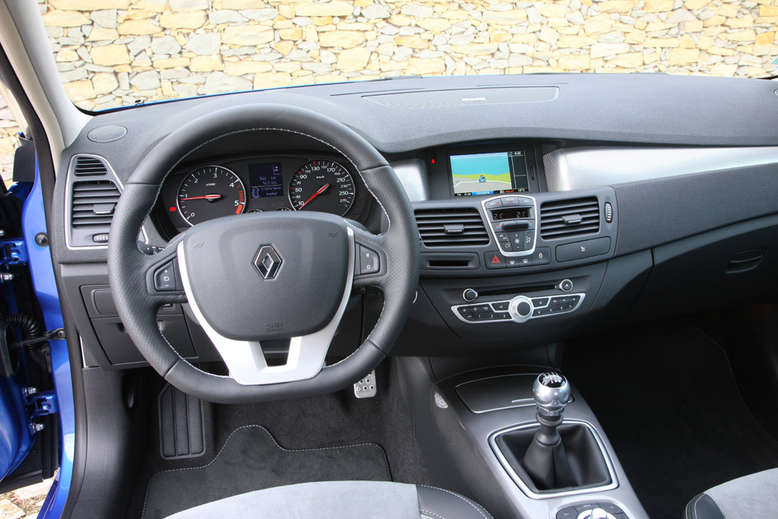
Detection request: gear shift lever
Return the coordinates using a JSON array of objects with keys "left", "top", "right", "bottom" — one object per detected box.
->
[{"left": 521, "top": 372, "right": 575, "bottom": 489}]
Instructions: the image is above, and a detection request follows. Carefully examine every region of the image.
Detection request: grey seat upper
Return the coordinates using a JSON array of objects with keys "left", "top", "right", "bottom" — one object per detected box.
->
[
  {"left": 166, "top": 480, "right": 493, "bottom": 519},
  {"left": 685, "top": 468, "right": 778, "bottom": 519}
]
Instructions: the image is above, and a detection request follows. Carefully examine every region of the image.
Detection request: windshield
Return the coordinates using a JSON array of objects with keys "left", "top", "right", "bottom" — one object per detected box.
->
[{"left": 43, "top": 1, "right": 778, "bottom": 111}]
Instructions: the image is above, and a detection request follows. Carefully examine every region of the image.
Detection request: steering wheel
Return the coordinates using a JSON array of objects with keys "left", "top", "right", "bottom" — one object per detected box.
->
[{"left": 108, "top": 105, "right": 419, "bottom": 404}]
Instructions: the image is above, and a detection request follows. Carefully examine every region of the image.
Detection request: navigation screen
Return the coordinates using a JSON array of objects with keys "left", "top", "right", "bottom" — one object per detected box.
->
[{"left": 450, "top": 151, "right": 529, "bottom": 197}]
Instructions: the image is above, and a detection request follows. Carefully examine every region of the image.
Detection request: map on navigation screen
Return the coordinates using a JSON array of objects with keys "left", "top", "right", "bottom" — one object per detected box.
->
[{"left": 450, "top": 151, "right": 519, "bottom": 196}]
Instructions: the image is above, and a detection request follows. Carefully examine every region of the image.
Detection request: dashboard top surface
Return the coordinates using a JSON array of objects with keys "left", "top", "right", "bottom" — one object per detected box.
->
[{"left": 72, "top": 74, "right": 778, "bottom": 167}]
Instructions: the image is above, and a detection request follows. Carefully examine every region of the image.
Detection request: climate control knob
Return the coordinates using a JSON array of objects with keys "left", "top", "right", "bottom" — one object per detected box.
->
[{"left": 508, "top": 295, "right": 534, "bottom": 323}]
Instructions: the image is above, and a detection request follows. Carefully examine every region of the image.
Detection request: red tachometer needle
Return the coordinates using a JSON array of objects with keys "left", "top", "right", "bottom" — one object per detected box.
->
[
  {"left": 298, "top": 183, "right": 330, "bottom": 209},
  {"left": 179, "top": 194, "right": 223, "bottom": 202}
]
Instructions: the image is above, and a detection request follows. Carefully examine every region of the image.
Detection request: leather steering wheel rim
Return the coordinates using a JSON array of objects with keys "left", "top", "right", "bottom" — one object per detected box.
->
[{"left": 108, "top": 104, "right": 419, "bottom": 404}]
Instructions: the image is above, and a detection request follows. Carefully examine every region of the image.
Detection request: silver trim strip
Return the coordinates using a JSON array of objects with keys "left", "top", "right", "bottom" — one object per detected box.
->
[
  {"left": 176, "top": 227, "right": 355, "bottom": 385},
  {"left": 391, "top": 158, "right": 428, "bottom": 202},
  {"left": 480, "top": 194, "right": 537, "bottom": 257},
  {"left": 544, "top": 146, "right": 778, "bottom": 192},
  {"left": 455, "top": 373, "right": 540, "bottom": 414},
  {"left": 489, "top": 419, "right": 619, "bottom": 499}
]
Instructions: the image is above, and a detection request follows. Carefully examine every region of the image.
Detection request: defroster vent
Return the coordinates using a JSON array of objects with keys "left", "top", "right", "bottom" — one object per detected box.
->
[
  {"left": 540, "top": 197, "right": 600, "bottom": 240},
  {"left": 415, "top": 207, "right": 489, "bottom": 247}
]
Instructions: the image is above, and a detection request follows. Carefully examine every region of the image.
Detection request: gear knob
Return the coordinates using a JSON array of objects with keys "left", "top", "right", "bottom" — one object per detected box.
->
[{"left": 532, "top": 372, "right": 571, "bottom": 418}]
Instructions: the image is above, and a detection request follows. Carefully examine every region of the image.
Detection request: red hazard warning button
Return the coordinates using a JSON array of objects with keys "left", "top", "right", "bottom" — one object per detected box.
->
[{"left": 484, "top": 251, "right": 505, "bottom": 269}]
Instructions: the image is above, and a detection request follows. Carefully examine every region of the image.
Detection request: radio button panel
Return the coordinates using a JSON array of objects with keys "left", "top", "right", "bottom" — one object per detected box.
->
[{"left": 452, "top": 293, "right": 585, "bottom": 324}]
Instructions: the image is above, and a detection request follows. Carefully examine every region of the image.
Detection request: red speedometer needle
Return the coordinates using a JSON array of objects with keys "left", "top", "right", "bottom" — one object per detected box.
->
[
  {"left": 298, "top": 183, "right": 330, "bottom": 209},
  {"left": 179, "top": 194, "right": 223, "bottom": 202}
]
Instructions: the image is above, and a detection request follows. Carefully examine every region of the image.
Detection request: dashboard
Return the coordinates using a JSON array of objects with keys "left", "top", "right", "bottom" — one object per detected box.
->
[
  {"left": 49, "top": 73, "right": 778, "bottom": 369},
  {"left": 153, "top": 153, "right": 372, "bottom": 237}
]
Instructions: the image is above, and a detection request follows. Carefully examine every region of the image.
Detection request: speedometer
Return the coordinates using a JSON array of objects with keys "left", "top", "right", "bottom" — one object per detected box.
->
[
  {"left": 177, "top": 165, "right": 246, "bottom": 226},
  {"left": 288, "top": 160, "right": 355, "bottom": 216}
]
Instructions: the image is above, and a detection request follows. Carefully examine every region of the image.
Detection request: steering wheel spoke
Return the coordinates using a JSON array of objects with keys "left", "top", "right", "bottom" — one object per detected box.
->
[{"left": 176, "top": 228, "right": 356, "bottom": 385}]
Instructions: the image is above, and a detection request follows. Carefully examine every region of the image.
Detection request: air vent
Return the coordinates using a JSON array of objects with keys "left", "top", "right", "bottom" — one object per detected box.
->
[
  {"left": 540, "top": 197, "right": 600, "bottom": 240},
  {"left": 73, "top": 155, "right": 108, "bottom": 176},
  {"left": 71, "top": 180, "right": 120, "bottom": 228},
  {"left": 414, "top": 207, "right": 489, "bottom": 247}
]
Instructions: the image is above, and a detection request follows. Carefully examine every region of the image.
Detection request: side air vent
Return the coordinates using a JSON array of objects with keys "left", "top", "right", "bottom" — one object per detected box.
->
[
  {"left": 71, "top": 180, "right": 120, "bottom": 228},
  {"left": 73, "top": 155, "right": 108, "bottom": 176},
  {"left": 414, "top": 207, "right": 489, "bottom": 247},
  {"left": 540, "top": 197, "right": 600, "bottom": 240}
]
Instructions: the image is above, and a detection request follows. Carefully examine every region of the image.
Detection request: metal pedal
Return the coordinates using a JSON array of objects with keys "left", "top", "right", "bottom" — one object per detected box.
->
[{"left": 353, "top": 370, "right": 377, "bottom": 399}]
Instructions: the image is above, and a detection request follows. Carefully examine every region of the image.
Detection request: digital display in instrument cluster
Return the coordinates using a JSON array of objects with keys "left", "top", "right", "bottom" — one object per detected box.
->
[
  {"left": 249, "top": 162, "right": 283, "bottom": 198},
  {"left": 450, "top": 150, "right": 529, "bottom": 197}
]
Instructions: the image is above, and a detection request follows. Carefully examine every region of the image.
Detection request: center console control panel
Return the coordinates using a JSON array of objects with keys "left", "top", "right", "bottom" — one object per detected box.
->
[
  {"left": 453, "top": 292, "right": 585, "bottom": 324},
  {"left": 482, "top": 194, "right": 537, "bottom": 257}
]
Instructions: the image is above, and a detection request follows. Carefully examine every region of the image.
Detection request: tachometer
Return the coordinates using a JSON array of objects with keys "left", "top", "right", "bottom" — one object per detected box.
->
[
  {"left": 177, "top": 165, "right": 246, "bottom": 226},
  {"left": 288, "top": 160, "right": 355, "bottom": 216}
]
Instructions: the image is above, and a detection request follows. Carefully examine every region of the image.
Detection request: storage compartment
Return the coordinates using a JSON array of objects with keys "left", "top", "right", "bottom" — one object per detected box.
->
[
  {"left": 81, "top": 285, "right": 197, "bottom": 365},
  {"left": 636, "top": 215, "right": 778, "bottom": 317},
  {"left": 91, "top": 315, "right": 196, "bottom": 365},
  {"left": 456, "top": 374, "right": 538, "bottom": 413}
]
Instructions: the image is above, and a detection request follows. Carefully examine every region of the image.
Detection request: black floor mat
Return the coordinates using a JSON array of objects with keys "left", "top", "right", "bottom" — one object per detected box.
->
[
  {"left": 564, "top": 327, "right": 778, "bottom": 519},
  {"left": 141, "top": 425, "right": 390, "bottom": 519}
]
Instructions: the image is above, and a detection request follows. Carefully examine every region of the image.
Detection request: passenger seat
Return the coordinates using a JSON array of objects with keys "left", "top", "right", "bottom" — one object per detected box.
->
[{"left": 685, "top": 468, "right": 778, "bottom": 519}]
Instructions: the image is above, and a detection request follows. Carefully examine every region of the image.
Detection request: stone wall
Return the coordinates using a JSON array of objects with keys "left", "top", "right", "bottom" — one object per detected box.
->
[
  {"left": 39, "top": 0, "right": 778, "bottom": 111},
  {"left": 0, "top": 0, "right": 774, "bottom": 178}
]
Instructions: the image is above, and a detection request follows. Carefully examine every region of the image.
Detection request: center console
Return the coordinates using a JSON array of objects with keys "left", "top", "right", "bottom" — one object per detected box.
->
[
  {"left": 391, "top": 141, "right": 639, "bottom": 357},
  {"left": 398, "top": 358, "right": 649, "bottom": 519}
]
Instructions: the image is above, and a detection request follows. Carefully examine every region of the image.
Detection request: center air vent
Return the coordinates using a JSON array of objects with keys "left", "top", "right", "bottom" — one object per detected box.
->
[
  {"left": 73, "top": 155, "right": 108, "bottom": 176},
  {"left": 540, "top": 197, "right": 600, "bottom": 240},
  {"left": 71, "top": 180, "right": 120, "bottom": 228},
  {"left": 415, "top": 207, "right": 489, "bottom": 247}
]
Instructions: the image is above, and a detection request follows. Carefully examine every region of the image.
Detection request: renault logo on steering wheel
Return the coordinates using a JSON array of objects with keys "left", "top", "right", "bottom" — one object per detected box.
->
[{"left": 253, "top": 245, "right": 283, "bottom": 280}]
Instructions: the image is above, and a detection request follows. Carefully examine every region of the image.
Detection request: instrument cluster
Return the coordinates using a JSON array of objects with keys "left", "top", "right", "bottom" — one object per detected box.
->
[{"left": 155, "top": 153, "right": 369, "bottom": 235}]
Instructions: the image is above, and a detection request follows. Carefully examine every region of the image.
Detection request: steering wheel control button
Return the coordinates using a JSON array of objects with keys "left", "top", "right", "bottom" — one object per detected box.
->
[
  {"left": 154, "top": 262, "right": 177, "bottom": 291},
  {"left": 357, "top": 244, "right": 380, "bottom": 275},
  {"left": 556, "top": 236, "right": 611, "bottom": 262},
  {"left": 558, "top": 279, "right": 574, "bottom": 292},
  {"left": 462, "top": 288, "right": 478, "bottom": 302}
]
